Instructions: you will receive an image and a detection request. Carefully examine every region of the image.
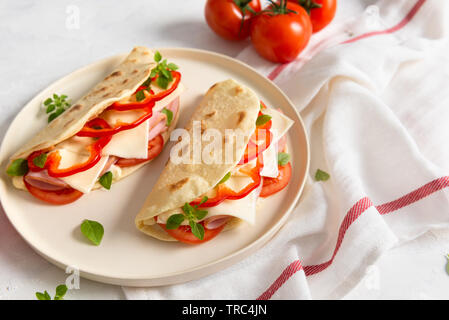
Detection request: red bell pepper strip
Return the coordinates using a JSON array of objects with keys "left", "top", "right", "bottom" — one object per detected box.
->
[
  {"left": 190, "top": 155, "right": 264, "bottom": 208},
  {"left": 26, "top": 118, "right": 113, "bottom": 178},
  {"left": 76, "top": 105, "right": 154, "bottom": 138},
  {"left": 108, "top": 71, "right": 181, "bottom": 111}
]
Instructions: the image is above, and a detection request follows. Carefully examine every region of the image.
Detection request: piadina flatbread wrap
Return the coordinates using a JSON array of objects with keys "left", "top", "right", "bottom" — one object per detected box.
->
[
  {"left": 6, "top": 46, "right": 184, "bottom": 205},
  {"left": 135, "top": 79, "right": 294, "bottom": 244}
]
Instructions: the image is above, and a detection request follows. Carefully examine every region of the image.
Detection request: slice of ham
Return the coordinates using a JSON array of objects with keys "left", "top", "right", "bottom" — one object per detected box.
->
[
  {"left": 24, "top": 170, "right": 70, "bottom": 191},
  {"left": 204, "top": 215, "right": 231, "bottom": 230},
  {"left": 147, "top": 97, "right": 180, "bottom": 142},
  {"left": 99, "top": 156, "right": 118, "bottom": 176}
]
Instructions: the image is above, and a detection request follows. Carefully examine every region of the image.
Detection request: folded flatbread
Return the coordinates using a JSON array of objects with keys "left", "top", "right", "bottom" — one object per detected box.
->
[
  {"left": 135, "top": 79, "right": 294, "bottom": 242},
  {"left": 8, "top": 46, "right": 183, "bottom": 201}
]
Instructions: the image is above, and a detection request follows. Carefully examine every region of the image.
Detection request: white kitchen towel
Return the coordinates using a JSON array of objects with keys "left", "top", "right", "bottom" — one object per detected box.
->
[{"left": 123, "top": 0, "right": 449, "bottom": 299}]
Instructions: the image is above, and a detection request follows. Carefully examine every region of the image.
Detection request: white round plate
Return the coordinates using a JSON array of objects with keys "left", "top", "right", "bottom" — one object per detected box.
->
[{"left": 0, "top": 48, "right": 309, "bottom": 286}]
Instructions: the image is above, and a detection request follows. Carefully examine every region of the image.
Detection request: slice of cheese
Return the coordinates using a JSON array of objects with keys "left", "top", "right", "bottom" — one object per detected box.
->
[
  {"left": 222, "top": 175, "right": 254, "bottom": 193},
  {"left": 152, "top": 83, "right": 184, "bottom": 112},
  {"left": 55, "top": 149, "right": 109, "bottom": 193},
  {"left": 260, "top": 107, "right": 293, "bottom": 178},
  {"left": 103, "top": 120, "right": 150, "bottom": 159},
  {"left": 260, "top": 141, "right": 279, "bottom": 178},
  {"left": 100, "top": 84, "right": 184, "bottom": 159}
]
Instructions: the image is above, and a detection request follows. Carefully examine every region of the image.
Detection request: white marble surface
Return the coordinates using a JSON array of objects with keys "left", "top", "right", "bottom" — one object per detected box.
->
[{"left": 1, "top": 0, "right": 448, "bottom": 299}]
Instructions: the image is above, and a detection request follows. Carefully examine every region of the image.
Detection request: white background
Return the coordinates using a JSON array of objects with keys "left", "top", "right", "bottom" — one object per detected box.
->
[{"left": 0, "top": 0, "right": 448, "bottom": 299}]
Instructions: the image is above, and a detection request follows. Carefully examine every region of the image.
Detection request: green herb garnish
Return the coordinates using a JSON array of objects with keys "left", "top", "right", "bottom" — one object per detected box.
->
[
  {"left": 99, "top": 171, "right": 112, "bottom": 190},
  {"left": 161, "top": 108, "right": 173, "bottom": 126},
  {"left": 80, "top": 219, "right": 104, "bottom": 246},
  {"left": 36, "top": 284, "right": 68, "bottom": 300},
  {"left": 6, "top": 158, "right": 29, "bottom": 176},
  {"left": 149, "top": 51, "right": 178, "bottom": 90},
  {"left": 277, "top": 152, "right": 290, "bottom": 166},
  {"left": 166, "top": 196, "right": 209, "bottom": 240},
  {"left": 217, "top": 172, "right": 231, "bottom": 185},
  {"left": 315, "top": 169, "right": 330, "bottom": 181},
  {"left": 44, "top": 94, "right": 71, "bottom": 123},
  {"left": 35, "top": 291, "right": 51, "bottom": 300},
  {"left": 256, "top": 114, "right": 272, "bottom": 126},
  {"left": 135, "top": 89, "right": 146, "bottom": 102},
  {"left": 445, "top": 254, "right": 449, "bottom": 276},
  {"left": 54, "top": 284, "right": 68, "bottom": 300},
  {"left": 32, "top": 153, "right": 48, "bottom": 169}
]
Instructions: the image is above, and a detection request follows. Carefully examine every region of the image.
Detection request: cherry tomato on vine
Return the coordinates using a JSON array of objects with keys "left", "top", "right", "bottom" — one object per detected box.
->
[
  {"left": 250, "top": 1, "right": 312, "bottom": 63},
  {"left": 205, "top": 0, "right": 261, "bottom": 41},
  {"left": 288, "top": 0, "right": 337, "bottom": 32}
]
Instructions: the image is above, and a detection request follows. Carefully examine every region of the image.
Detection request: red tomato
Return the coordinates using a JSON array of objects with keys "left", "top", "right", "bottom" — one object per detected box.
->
[
  {"left": 159, "top": 223, "right": 226, "bottom": 245},
  {"left": 205, "top": 0, "right": 261, "bottom": 41},
  {"left": 116, "top": 134, "right": 164, "bottom": 167},
  {"left": 23, "top": 179, "right": 83, "bottom": 205},
  {"left": 288, "top": 0, "right": 336, "bottom": 32},
  {"left": 250, "top": 1, "right": 312, "bottom": 63},
  {"left": 260, "top": 162, "right": 292, "bottom": 197}
]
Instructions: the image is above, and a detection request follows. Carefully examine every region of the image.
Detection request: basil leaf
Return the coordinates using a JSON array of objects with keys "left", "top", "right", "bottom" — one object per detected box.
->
[
  {"left": 46, "top": 104, "right": 55, "bottom": 113},
  {"left": 199, "top": 196, "right": 209, "bottom": 206},
  {"left": 160, "top": 67, "right": 171, "bottom": 79},
  {"left": 36, "top": 291, "right": 51, "bottom": 300},
  {"left": 32, "top": 153, "right": 47, "bottom": 169},
  {"left": 154, "top": 51, "right": 162, "bottom": 62},
  {"left": 194, "top": 209, "right": 208, "bottom": 221},
  {"left": 166, "top": 214, "right": 185, "bottom": 229},
  {"left": 256, "top": 114, "right": 272, "bottom": 126},
  {"left": 446, "top": 255, "right": 449, "bottom": 276},
  {"left": 157, "top": 76, "right": 169, "bottom": 89},
  {"left": 6, "top": 159, "right": 29, "bottom": 176},
  {"left": 43, "top": 98, "right": 52, "bottom": 106},
  {"left": 167, "top": 63, "right": 178, "bottom": 70},
  {"left": 135, "top": 90, "right": 146, "bottom": 102},
  {"left": 161, "top": 108, "right": 173, "bottom": 126},
  {"left": 80, "top": 219, "right": 104, "bottom": 246},
  {"left": 182, "top": 202, "right": 195, "bottom": 219},
  {"left": 315, "top": 169, "right": 330, "bottom": 181},
  {"left": 54, "top": 284, "right": 68, "bottom": 300},
  {"left": 277, "top": 152, "right": 290, "bottom": 166},
  {"left": 217, "top": 172, "right": 231, "bottom": 185},
  {"left": 190, "top": 221, "right": 204, "bottom": 240},
  {"left": 99, "top": 171, "right": 112, "bottom": 190},
  {"left": 142, "top": 76, "right": 152, "bottom": 87}
]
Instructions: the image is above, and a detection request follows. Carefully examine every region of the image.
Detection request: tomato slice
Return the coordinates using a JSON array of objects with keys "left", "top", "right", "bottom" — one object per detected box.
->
[
  {"left": 260, "top": 162, "right": 292, "bottom": 197},
  {"left": 159, "top": 222, "right": 225, "bottom": 245},
  {"left": 116, "top": 134, "right": 164, "bottom": 167},
  {"left": 23, "top": 178, "right": 83, "bottom": 205}
]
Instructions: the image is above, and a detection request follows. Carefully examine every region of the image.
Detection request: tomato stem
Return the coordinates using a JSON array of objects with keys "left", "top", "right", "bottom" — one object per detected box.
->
[
  {"left": 233, "top": 0, "right": 256, "bottom": 38},
  {"left": 298, "top": 0, "right": 322, "bottom": 15},
  {"left": 263, "top": 0, "right": 297, "bottom": 16}
]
